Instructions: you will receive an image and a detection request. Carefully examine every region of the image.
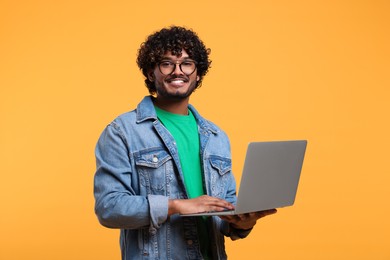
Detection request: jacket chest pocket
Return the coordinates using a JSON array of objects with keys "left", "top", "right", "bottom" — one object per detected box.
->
[
  {"left": 209, "top": 155, "right": 232, "bottom": 198},
  {"left": 135, "top": 148, "right": 173, "bottom": 195}
]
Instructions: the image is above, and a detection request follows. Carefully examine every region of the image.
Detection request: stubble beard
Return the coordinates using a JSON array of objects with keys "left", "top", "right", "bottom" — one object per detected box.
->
[{"left": 155, "top": 81, "right": 197, "bottom": 101}]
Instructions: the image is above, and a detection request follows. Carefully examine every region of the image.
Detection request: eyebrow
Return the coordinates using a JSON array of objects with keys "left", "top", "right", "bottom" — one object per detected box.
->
[{"left": 160, "top": 57, "right": 194, "bottom": 62}]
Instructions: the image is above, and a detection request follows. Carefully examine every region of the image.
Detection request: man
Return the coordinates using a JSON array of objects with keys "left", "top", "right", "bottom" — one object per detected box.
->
[{"left": 94, "top": 26, "right": 276, "bottom": 260}]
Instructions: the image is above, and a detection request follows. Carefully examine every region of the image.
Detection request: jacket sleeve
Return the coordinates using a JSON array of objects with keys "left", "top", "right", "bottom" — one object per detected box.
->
[
  {"left": 220, "top": 221, "right": 253, "bottom": 240},
  {"left": 93, "top": 122, "right": 168, "bottom": 229}
]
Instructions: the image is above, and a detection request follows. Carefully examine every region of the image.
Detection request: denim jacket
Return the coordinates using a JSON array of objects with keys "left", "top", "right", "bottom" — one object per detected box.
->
[{"left": 94, "top": 96, "right": 251, "bottom": 260}]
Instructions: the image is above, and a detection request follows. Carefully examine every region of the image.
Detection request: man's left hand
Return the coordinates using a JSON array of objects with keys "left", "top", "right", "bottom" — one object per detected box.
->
[{"left": 219, "top": 209, "right": 277, "bottom": 230}]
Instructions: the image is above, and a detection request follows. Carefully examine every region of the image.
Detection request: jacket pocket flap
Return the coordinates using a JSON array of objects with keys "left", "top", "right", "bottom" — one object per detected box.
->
[
  {"left": 209, "top": 156, "right": 232, "bottom": 176},
  {"left": 135, "top": 148, "right": 172, "bottom": 168}
]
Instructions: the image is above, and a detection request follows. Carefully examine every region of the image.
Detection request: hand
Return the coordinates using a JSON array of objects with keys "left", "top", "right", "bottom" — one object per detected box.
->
[
  {"left": 219, "top": 209, "right": 277, "bottom": 230},
  {"left": 168, "top": 195, "right": 234, "bottom": 216}
]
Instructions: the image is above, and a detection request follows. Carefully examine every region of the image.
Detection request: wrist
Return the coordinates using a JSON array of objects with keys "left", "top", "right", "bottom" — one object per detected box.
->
[
  {"left": 168, "top": 199, "right": 180, "bottom": 216},
  {"left": 230, "top": 223, "right": 253, "bottom": 231}
]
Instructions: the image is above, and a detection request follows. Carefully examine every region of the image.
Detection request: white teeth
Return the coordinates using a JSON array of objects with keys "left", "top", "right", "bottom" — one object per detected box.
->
[{"left": 169, "top": 80, "right": 184, "bottom": 84}]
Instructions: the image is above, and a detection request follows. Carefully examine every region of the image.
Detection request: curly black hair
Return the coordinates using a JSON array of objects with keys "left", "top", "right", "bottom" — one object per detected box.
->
[{"left": 136, "top": 26, "right": 212, "bottom": 94}]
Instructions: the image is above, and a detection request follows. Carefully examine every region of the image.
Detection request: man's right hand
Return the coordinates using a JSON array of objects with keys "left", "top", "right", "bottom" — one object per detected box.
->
[{"left": 168, "top": 195, "right": 234, "bottom": 216}]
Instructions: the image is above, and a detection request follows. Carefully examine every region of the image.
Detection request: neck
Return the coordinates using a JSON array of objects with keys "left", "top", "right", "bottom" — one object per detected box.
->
[{"left": 153, "top": 96, "right": 190, "bottom": 115}]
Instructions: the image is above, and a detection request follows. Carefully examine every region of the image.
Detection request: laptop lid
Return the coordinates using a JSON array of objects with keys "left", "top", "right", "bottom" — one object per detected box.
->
[{"left": 181, "top": 140, "right": 307, "bottom": 217}]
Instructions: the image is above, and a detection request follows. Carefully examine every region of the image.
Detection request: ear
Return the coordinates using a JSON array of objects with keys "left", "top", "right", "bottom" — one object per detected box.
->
[
  {"left": 147, "top": 71, "right": 155, "bottom": 82},
  {"left": 196, "top": 75, "right": 200, "bottom": 81}
]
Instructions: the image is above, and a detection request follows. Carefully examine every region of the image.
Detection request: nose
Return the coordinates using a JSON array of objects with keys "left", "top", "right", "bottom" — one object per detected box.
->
[{"left": 172, "top": 62, "right": 184, "bottom": 75}]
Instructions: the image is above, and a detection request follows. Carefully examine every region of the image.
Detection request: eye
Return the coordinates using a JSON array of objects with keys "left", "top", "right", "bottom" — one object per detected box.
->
[
  {"left": 182, "top": 61, "right": 195, "bottom": 67},
  {"left": 160, "top": 61, "right": 173, "bottom": 68}
]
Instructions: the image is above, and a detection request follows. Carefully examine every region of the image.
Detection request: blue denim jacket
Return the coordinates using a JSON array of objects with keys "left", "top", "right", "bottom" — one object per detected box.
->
[{"left": 94, "top": 96, "right": 251, "bottom": 259}]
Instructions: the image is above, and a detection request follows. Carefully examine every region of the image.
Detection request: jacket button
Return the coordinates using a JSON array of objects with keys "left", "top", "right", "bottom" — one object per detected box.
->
[
  {"left": 152, "top": 156, "right": 158, "bottom": 162},
  {"left": 187, "top": 240, "right": 193, "bottom": 245}
]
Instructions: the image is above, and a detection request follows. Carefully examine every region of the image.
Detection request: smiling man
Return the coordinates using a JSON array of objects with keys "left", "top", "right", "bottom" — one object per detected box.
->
[{"left": 94, "top": 26, "right": 276, "bottom": 260}]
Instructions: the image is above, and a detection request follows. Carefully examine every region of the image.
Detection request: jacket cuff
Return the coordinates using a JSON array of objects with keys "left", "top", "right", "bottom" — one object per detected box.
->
[
  {"left": 221, "top": 221, "right": 253, "bottom": 240},
  {"left": 148, "top": 195, "right": 169, "bottom": 229}
]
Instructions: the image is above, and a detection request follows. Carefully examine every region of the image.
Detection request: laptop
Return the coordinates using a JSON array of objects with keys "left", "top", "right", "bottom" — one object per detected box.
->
[{"left": 181, "top": 140, "right": 307, "bottom": 216}]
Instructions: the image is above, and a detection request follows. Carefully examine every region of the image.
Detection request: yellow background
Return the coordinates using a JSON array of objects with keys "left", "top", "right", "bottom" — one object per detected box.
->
[{"left": 1, "top": 1, "right": 389, "bottom": 259}]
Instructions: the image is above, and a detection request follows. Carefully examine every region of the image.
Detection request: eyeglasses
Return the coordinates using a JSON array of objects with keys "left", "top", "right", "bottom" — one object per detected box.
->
[{"left": 157, "top": 60, "right": 197, "bottom": 76}]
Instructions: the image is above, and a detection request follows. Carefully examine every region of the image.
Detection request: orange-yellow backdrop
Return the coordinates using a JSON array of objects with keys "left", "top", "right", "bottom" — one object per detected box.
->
[{"left": 1, "top": 1, "right": 389, "bottom": 259}]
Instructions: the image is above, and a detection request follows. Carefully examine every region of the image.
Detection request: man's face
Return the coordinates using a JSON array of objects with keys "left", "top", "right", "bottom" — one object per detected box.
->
[{"left": 149, "top": 49, "right": 199, "bottom": 100}]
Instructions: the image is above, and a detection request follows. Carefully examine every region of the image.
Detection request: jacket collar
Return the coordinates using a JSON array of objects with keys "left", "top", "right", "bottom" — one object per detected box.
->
[{"left": 136, "top": 96, "right": 219, "bottom": 134}]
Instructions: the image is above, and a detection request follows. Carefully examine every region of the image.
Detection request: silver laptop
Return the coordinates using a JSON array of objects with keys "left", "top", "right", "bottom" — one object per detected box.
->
[{"left": 181, "top": 140, "right": 307, "bottom": 216}]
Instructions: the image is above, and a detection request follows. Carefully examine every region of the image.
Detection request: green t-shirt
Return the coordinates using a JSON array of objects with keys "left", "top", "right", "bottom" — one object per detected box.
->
[
  {"left": 155, "top": 106, "right": 211, "bottom": 259},
  {"left": 154, "top": 106, "right": 203, "bottom": 198}
]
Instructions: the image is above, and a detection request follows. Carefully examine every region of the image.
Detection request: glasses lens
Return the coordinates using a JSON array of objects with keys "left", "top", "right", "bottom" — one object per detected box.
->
[
  {"left": 158, "top": 60, "right": 196, "bottom": 75},
  {"left": 159, "top": 61, "right": 175, "bottom": 75},
  {"left": 180, "top": 61, "right": 196, "bottom": 75}
]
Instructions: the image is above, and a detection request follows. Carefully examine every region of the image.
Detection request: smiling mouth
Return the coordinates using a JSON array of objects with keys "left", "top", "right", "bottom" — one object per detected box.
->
[
  {"left": 166, "top": 78, "right": 189, "bottom": 86},
  {"left": 170, "top": 79, "right": 184, "bottom": 83},
  {"left": 166, "top": 76, "right": 188, "bottom": 82}
]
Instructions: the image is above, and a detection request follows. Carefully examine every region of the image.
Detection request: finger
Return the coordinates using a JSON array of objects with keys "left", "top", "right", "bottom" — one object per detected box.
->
[
  {"left": 206, "top": 198, "right": 234, "bottom": 210},
  {"left": 219, "top": 215, "right": 241, "bottom": 223},
  {"left": 256, "top": 209, "right": 277, "bottom": 218},
  {"left": 211, "top": 205, "right": 232, "bottom": 212},
  {"left": 219, "top": 215, "right": 233, "bottom": 221},
  {"left": 263, "top": 209, "right": 277, "bottom": 215},
  {"left": 195, "top": 196, "right": 235, "bottom": 213}
]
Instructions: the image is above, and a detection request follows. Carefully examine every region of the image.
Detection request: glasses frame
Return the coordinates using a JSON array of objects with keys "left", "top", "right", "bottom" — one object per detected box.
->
[{"left": 157, "top": 59, "right": 197, "bottom": 76}]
